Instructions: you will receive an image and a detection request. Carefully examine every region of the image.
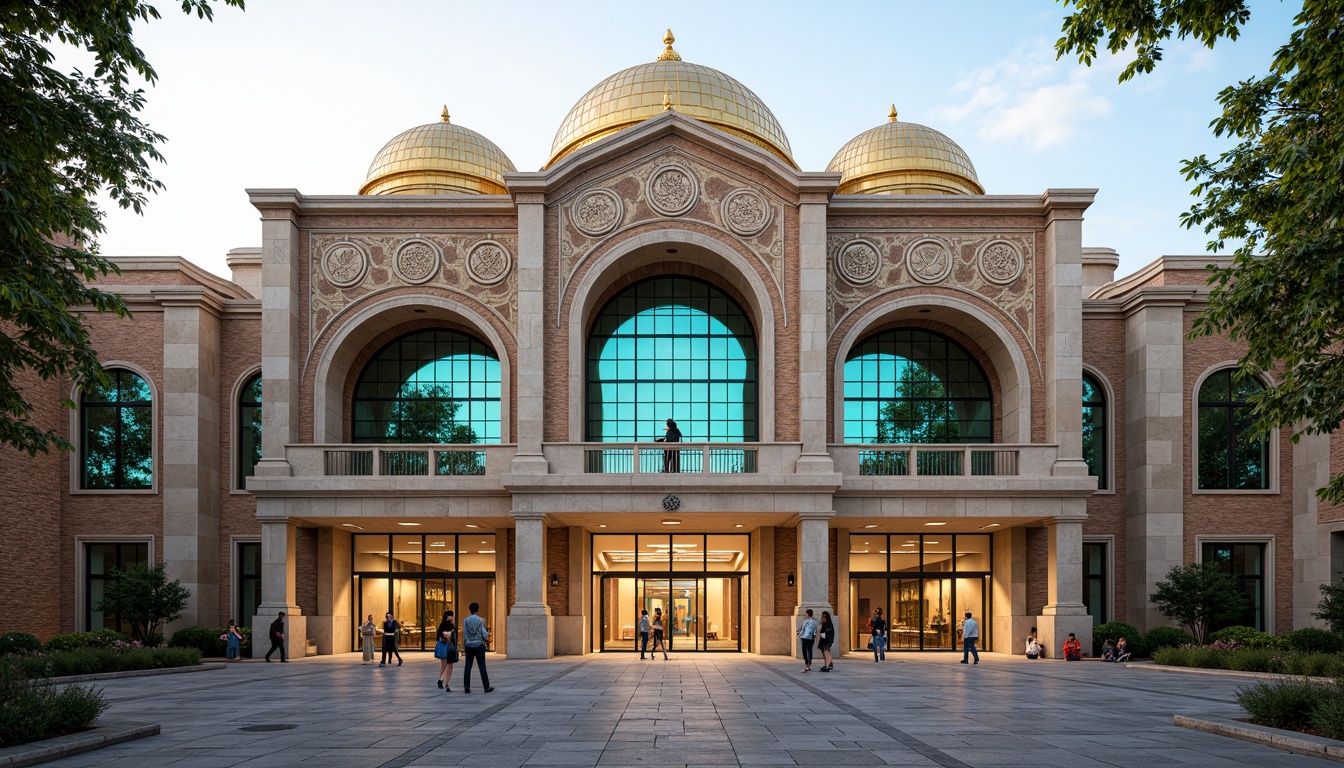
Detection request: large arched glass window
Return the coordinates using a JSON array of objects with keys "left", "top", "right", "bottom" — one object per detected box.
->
[
  {"left": 352, "top": 329, "right": 501, "bottom": 444},
  {"left": 81, "top": 369, "right": 153, "bottom": 489},
  {"left": 587, "top": 276, "right": 758, "bottom": 442},
  {"left": 843, "top": 328, "right": 991, "bottom": 443},
  {"left": 237, "top": 374, "right": 262, "bottom": 489},
  {"left": 1082, "top": 373, "right": 1107, "bottom": 490},
  {"left": 1198, "top": 369, "right": 1268, "bottom": 489}
]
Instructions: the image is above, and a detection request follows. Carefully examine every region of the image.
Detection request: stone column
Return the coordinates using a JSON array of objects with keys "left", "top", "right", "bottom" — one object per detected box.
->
[
  {"left": 794, "top": 513, "right": 833, "bottom": 657},
  {"left": 1042, "top": 190, "right": 1094, "bottom": 478},
  {"left": 511, "top": 191, "right": 549, "bottom": 474},
  {"left": 751, "top": 526, "right": 786, "bottom": 654},
  {"left": 796, "top": 193, "right": 833, "bottom": 473},
  {"left": 1124, "top": 297, "right": 1187, "bottom": 630},
  {"left": 1038, "top": 516, "right": 1093, "bottom": 658},
  {"left": 156, "top": 291, "right": 221, "bottom": 631},
  {"left": 1293, "top": 431, "right": 1333, "bottom": 628},
  {"left": 991, "top": 527, "right": 1029, "bottom": 655},
  {"left": 313, "top": 527, "right": 352, "bottom": 654},
  {"left": 249, "top": 190, "right": 302, "bottom": 476},
  {"left": 507, "top": 514, "right": 553, "bottom": 658},
  {"left": 252, "top": 520, "right": 304, "bottom": 658}
]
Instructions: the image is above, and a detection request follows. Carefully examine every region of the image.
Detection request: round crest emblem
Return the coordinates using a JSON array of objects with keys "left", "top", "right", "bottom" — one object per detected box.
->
[
  {"left": 646, "top": 165, "right": 699, "bottom": 217},
  {"left": 322, "top": 242, "right": 368, "bottom": 288},
  {"left": 570, "top": 189, "right": 623, "bottom": 237},
  {"left": 466, "top": 240, "right": 512, "bottom": 286},
  {"left": 392, "top": 239, "right": 440, "bottom": 285},
  {"left": 836, "top": 239, "right": 881, "bottom": 285},
  {"left": 906, "top": 239, "right": 953, "bottom": 284},
  {"left": 662, "top": 495, "right": 681, "bottom": 512}
]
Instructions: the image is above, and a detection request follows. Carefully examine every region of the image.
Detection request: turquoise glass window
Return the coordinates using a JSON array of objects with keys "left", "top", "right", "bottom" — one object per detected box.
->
[{"left": 81, "top": 369, "right": 153, "bottom": 489}]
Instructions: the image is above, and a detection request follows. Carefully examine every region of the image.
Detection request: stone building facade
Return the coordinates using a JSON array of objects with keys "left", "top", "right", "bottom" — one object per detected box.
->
[{"left": 3, "top": 34, "right": 1342, "bottom": 659}]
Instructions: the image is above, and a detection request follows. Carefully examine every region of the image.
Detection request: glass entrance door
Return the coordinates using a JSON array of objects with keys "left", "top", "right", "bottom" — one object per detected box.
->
[{"left": 599, "top": 576, "right": 742, "bottom": 652}]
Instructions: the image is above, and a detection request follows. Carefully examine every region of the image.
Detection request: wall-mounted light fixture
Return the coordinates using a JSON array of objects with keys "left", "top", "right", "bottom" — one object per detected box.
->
[
  {"left": 550, "top": 572, "right": 560, "bottom": 588},
  {"left": 787, "top": 572, "right": 795, "bottom": 587}
]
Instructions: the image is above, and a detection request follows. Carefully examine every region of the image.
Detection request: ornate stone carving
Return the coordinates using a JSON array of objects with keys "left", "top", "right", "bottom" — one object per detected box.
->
[
  {"left": 646, "top": 164, "right": 698, "bottom": 217},
  {"left": 906, "top": 239, "right": 953, "bottom": 284},
  {"left": 322, "top": 242, "right": 368, "bottom": 288},
  {"left": 836, "top": 239, "right": 881, "bottom": 285},
  {"left": 570, "top": 189, "right": 622, "bottom": 237},
  {"left": 392, "top": 239, "right": 440, "bottom": 285},
  {"left": 721, "top": 188, "right": 770, "bottom": 237},
  {"left": 467, "top": 240, "right": 512, "bottom": 286},
  {"left": 977, "top": 240, "right": 1024, "bottom": 285}
]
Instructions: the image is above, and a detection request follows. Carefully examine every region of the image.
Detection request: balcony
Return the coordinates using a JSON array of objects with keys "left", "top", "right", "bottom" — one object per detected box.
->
[
  {"left": 828, "top": 443, "right": 1096, "bottom": 496},
  {"left": 248, "top": 444, "right": 517, "bottom": 496}
]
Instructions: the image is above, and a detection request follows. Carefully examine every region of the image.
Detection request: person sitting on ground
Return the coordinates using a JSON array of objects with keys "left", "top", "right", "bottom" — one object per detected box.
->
[
  {"left": 1025, "top": 634, "right": 1041, "bottom": 659},
  {"left": 1063, "top": 632, "right": 1083, "bottom": 661},
  {"left": 1101, "top": 638, "right": 1116, "bottom": 661},
  {"left": 1115, "top": 637, "right": 1131, "bottom": 663}
]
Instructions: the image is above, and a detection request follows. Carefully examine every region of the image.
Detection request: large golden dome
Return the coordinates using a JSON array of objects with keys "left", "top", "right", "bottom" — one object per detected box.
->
[
  {"left": 827, "top": 106, "right": 983, "bottom": 195},
  {"left": 361, "top": 107, "right": 517, "bottom": 196},
  {"left": 546, "top": 31, "right": 794, "bottom": 169}
]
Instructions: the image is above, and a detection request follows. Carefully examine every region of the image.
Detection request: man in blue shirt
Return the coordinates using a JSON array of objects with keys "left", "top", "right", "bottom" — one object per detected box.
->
[
  {"left": 461, "top": 602, "right": 493, "bottom": 693},
  {"left": 960, "top": 610, "right": 980, "bottom": 665},
  {"left": 797, "top": 609, "right": 818, "bottom": 672}
]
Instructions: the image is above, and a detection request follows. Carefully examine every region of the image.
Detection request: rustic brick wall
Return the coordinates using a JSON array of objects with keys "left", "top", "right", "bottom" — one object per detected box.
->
[
  {"left": 1326, "top": 433, "right": 1344, "bottom": 524},
  {"left": 295, "top": 527, "right": 318, "bottom": 617},
  {"left": 506, "top": 528, "right": 516, "bottom": 613},
  {"left": 1082, "top": 316, "right": 1128, "bottom": 621},
  {"left": 1026, "top": 526, "right": 1048, "bottom": 617},
  {"left": 546, "top": 526, "right": 569, "bottom": 615},
  {"left": 774, "top": 526, "right": 797, "bottom": 615},
  {"left": 217, "top": 314, "right": 261, "bottom": 624}
]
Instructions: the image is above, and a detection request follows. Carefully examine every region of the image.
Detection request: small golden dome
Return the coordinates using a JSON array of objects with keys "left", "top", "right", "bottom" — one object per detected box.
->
[
  {"left": 547, "top": 30, "right": 794, "bottom": 169},
  {"left": 361, "top": 107, "right": 517, "bottom": 196},
  {"left": 827, "top": 107, "right": 983, "bottom": 195}
]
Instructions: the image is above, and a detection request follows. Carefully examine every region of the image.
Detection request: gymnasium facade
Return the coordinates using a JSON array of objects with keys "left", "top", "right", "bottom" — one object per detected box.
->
[{"left": 4, "top": 32, "right": 1342, "bottom": 658}]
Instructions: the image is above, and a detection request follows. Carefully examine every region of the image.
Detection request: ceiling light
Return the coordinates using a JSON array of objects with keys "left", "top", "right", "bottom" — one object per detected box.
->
[
  {"left": 902, "top": 543, "right": 916, "bottom": 547},
  {"left": 926, "top": 541, "right": 940, "bottom": 544},
  {"left": 479, "top": 549, "right": 495, "bottom": 554},
  {"left": 662, "top": 519, "right": 681, "bottom": 525},
  {"left": 430, "top": 542, "right": 447, "bottom": 547},
  {"left": 979, "top": 523, "right": 1001, "bottom": 530},
  {"left": 465, "top": 524, "right": 480, "bottom": 529},
  {"left": 924, "top": 522, "right": 946, "bottom": 526},
  {"left": 598, "top": 524, "right": 607, "bottom": 528},
  {"left": 397, "top": 522, "right": 421, "bottom": 527},
  {"left": 341, "top": 523, "right": 364, "bottom": 530},
  {"left": 734, "top": 524, "right": 743, "bottom": 528},
  {"left": 863, "top": 524, "right": 878, "bottom": 529}
]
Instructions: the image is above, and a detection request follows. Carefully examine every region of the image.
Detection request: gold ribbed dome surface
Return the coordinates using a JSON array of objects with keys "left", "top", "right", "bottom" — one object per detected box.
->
[
  {"left": 827, "top": 106, "right": 983, "bottom": 195},
  {"left": 361, "top": 107, "right": 517, "bottom": 196},
  {"left": 547, "top": 30, "right": 794, "bottom": 168}
]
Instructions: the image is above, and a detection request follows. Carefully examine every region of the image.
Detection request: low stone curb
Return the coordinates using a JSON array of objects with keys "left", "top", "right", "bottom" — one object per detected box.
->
[
  {"left": 49, "top": 662, "right": 226, "bottom": 685},
  {"left": 1175, "top": 715, "right": 1344, "bottom": 763},
  {"left": 0, "top": 723, "right": 160, "bottom": 768},
  {"left": 1126, "top": 663, "right": 1335, "bottom": 684}
]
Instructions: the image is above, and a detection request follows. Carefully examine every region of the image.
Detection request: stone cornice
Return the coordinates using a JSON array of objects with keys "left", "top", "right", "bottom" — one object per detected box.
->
[
  {"left": 1041, "top": 188, "right": 1098, "bottom": 219},
  {"left": 105, "top": 256, "right": 251, "bottom": 300},
  {"left": 1091, "top": 255, "right": 1230, "bottom": 300},
  {"left": 247, "top": 188, "right": 518, "bottom": 218},
  {"left": 828, "top": 193, "right": 1057, "bottom": 218},
  {"left": 150, "top": 286, "right": 227, "bottom": 315},
  {"left": 1118, "top": 286, "right": 1202, "bottom": 317}
]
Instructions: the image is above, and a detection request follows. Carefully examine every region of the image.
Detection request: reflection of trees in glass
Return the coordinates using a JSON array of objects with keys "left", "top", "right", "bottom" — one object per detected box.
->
[
  {"left": 385, "top": 384, "right": 478, "bottom": 444},
  {"left": 238, "top": 374, "right": 261, "bottom": 489},
  {"left": 876, "top": 374, "right": 960, "bottom": 444},
  {"left": 81, "top": 369, "right": 152, "bottom": 489},
  {"left": 1082, "top": 374, "right": 1106, "bottom": 489},
  {"left": 1198, "top": 369, "right": 1268, "bottom": 489}
]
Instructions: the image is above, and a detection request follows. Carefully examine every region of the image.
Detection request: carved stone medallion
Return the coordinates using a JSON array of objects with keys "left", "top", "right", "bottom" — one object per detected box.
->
[
  {"left": 906, "top": 239, "right": 953, "bottom": 284},
  {"left": 721, "top": 188, "right": 771, "bottom": 237},
  {"left": 570, "top": 189, "right": 623, "bottom": 237},
  {"left": 646, "top": 164, "right": 698, "bottom": 217},
  {"left": 322, "top": 242, "right": 368, "bottom": 288},
  {"left": 836, "top": 239, "right": 881, "bottom": 285},
  {"left": 977, "top": 240, "right": 1024, "bottom": 285},
  {"left": 392, "top": 239, "right": 440, "bottom": 285},
  {"left": 467, "top": 240, "right": 512, "bottom": 286}
]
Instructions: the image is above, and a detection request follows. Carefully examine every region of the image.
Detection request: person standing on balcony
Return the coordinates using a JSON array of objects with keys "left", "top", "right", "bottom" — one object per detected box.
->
[{"left": 655, "top": 418, "right": 682, "bottom": 472}]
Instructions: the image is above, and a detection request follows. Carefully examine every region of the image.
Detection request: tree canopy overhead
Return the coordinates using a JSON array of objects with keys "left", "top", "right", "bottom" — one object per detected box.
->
[
  {"left": 1057, "top": 0, "right": 1344, "bottom": 503},
  {"left": 0, "top": 0, "right": 242, "bottom": 456}
]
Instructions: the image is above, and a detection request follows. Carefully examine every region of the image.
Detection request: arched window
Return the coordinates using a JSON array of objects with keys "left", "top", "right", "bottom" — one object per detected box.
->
[
  {"left": 237, "top": 374, "right": 262, "bottom": 489},
  {"left": 1198, "top": 369, "right": 1269, "bottom": 489},
  {"left": 843, "top": 328, "right": 991, "bottom": 443},
  {"left": 81, "top": 369, "right": 153, "bottom": 489},
  {"left": 352, "top": 329, "right": 501, "bottom": 443},
  {"left": 586, "top": 276, "right": 758, "bottom": 442},
  {"left": 1082, "top": 373, "right": 1107, "bottom": 490}
]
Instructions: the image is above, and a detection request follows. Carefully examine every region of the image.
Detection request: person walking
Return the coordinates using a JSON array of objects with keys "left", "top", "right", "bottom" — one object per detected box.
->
[
  {"left": 224, "top": 620, "right": 242, "bottom": 661},
  {"left": 264, "top": 611, "right": 287, "bottom": 662},
  {"left": 650, "top": 607, "right": 669, "bottom": 659},
  {"left": 817, "top": 611, "right": 835, "bottom": 672},
  {"left": 435, "top": 610, "right": 458, "bottom": 691},
  {"left": 638, "top": 610, "right": 651, "bottom": 659},
  {"left": 960, "top": 610, "right": 980, "bottom": 665},
  {"left": 360, "top": 614, "right": 377, "bottom": 663},
  {"left": 654, "top": 418, "right": 682, "bottom": 472},
  {"left": 380, "top": 612, "right": 403, "bottom": 667},
  {"left": 797, "top": 609, "right": 818, "bottom": 672},
  {"left": 870, "top": 608, "right": 887, "bottom": 662},
  {"left": 461, "top": 602, "right": 493, "bottom": 693}
]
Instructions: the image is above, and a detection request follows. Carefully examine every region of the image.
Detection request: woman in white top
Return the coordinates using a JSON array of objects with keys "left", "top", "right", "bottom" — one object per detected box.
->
[
  {"left": 1025, "top": 634, "right": 1041, "bottom": 659},
  {"left": 360, "top": 614, "right": 377, "bottom": 663}
]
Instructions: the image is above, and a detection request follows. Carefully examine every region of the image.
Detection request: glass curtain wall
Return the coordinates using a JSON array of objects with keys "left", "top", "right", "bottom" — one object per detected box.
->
[{"left": 849, "top": 533, "right": 991, "bottom": 651}]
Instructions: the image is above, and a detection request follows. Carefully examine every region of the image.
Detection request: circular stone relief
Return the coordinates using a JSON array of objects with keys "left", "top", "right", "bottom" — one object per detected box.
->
[
  {"left": 392, "top": 239, "right": 441, "bottom": 285},
  {"left": 977, "top": 240, "right": 1024, "bottom": 285},
  {"left": 721, "top": 188, "right": 771, "bottom": 237},
  {"left": 906, "top": 239, "right": 953, "bottom": 284},
  {"left": 467, "top": 240, "right": 512, "bottom": 286},
  {"left": 570, "top": 189, "right": 623, "bottom": 237},
  {"left": 322, "top": 242, "right": 368, "bottom": 288},
  {"left": 836, "top": 239, "right": 882, "bottom": 285},
  {"left": 646, "top": 165, "right": 699, "bottom": 217}
]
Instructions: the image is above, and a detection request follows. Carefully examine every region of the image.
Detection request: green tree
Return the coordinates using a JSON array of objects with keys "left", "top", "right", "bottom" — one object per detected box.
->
[
  {"left": 94, "top": 562, "right": 190, "bottom": 645},
  {"left": 1316, "top": 578, "right": 1344, "bottom": 634},
  {"left": 1149, "top": 562, "right": 1249, "bottom": 645},
  {"left": 1056, "top": 0, "right": 1344, "bottom": 503},
  {"left": 1, "top": 0, "right": 243, "bottom": 457}
]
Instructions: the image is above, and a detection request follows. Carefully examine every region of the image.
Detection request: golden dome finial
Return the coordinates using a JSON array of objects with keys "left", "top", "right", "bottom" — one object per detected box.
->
[
  {"left": 663, "top": 89, "right": 673, "bottom": 111},
  {"left": 441, "top": 105, "right": 451, "bottom": 123},
  {"left": 657, "top": 28, "right": 681, "bottom": 61},
  {"left": 889, "top": 104, "right": 898, "bottom": 123}
]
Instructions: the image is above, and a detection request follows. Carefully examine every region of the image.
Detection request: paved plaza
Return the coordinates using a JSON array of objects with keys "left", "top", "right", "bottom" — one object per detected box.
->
[{"left": 54, "top": 652, "right": 1336, "bottom": 767}]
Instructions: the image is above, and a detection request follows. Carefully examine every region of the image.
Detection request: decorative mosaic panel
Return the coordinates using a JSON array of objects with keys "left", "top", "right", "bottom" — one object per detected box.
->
[
  {"left": 826, "top": 230, "right": 1036, "bottom": 346},
  {"left": 309, "top": 232, "right": 518, "bottom": 349}
]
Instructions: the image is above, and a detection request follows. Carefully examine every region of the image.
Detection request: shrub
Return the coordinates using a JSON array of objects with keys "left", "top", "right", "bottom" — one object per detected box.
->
[
  {"left": 1310, "top": 696, "right": 1344, "bottom": 740},
  {"left": 1143, "top": 626, "right": 1194, "bottom": 652},
  {"left": 0, "top": 633, "right": 42, "bottom": 656},
  {"left": 1282, "top": 627, "right": 1344, "bottom": 654},
  {"left": 1184, "top": 645, "right": 1231, "bottom": 669},
  {"left": 1226, "top": 647, "right": 1276, "bottom": 672},
  {"left": 1209, "top": 625, "right": 1273, "bottom": 647},
  {"left": 43, "top": 630, "right": 126, "bottom": 654},
  {"left": 1151, "top": 646, "right": 1191, "bottom": 666},
  {"left": 0, "top": 664, "right": 106, "bottom": 748},
  {"left": 0, "top": 646, "right": 200, "bottom": 679},
  {"left": 1236, "top": 679, "right": 1333, "bottom": 730},
  {"left": 1315, "top": 580, "right": 1344, "bottom": 634},
  {"left": 169, "top": 626, "right": 225, "bottom": 658},
  {"left": 1092, "top": 622, "right": 1143, "bottom": 657}
]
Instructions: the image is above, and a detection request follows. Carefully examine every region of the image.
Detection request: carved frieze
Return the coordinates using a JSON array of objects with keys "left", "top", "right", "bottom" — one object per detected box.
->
[
  {"left": 906, "top": 239, "right": 953, "bottom": 285},
  {"left": 721, "top": 188, "right": 771, "bottom": 237},
  {"left": 392, "top": 239, "right": 440, "bottom": 285},
  {"left": 835, "top": 239, "right": 881, "bottom": 286},
  {"left": 570, "top": 189, "right": 623, "bottom": 237},
  {"left": 467, "top": 240, "right": 512, "bottom": 286},
  {"left": 977, "top": 240, "right": 1024, "bottom": 285},
  {"left": 646, "top": 163, "right": 699, "bottom": 217},
  {"left": 321, "top": 241, "right": 369, "bottom": 288}
]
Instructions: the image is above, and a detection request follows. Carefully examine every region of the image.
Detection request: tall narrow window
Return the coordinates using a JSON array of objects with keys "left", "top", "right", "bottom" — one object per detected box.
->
[
  {"left": 237, "top": 542, "right": 262, "bottom": 623},
  {"left": 1082, "top": 542, "right": 1107, "bottom": 625},
  {"left": 1201, "top": 542, "right": 1265, "bottom": 631},
  {"left": 1082, "top": 373, "right": 1107, "bottom": 490},
  {"left": 1198, "top": 369, "right": 1269, "bottom": 489},
  {"left": 86, "top": 542, "right": 149, "bottom": 632},
  {"left": 237, "top": 374, "right": 262, "bottom": 490},
  {"left": 81, "top": 369, "right": 153, "bottom": 489}
]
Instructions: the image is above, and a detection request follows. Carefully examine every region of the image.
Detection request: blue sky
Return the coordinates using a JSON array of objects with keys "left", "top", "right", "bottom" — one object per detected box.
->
[{"left": 93, "top": 0, "right": 1303, "bottom": 280}]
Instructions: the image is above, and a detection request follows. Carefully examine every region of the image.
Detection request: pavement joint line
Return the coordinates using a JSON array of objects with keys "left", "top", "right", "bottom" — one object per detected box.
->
[
  {"left": 378, "top": 660, "right": 585, "bottom": 768},
  {"left": 754, "top": 659, "right": 973, "bottom": 768},
  {"left": 923, "top": 658, "right": 1236, "bottom": 705}
]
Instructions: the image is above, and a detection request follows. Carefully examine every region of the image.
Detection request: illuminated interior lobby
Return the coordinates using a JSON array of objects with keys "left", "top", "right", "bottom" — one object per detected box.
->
[{"left": 5, "top": 31, "right": 1342, "bottom": 661}]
